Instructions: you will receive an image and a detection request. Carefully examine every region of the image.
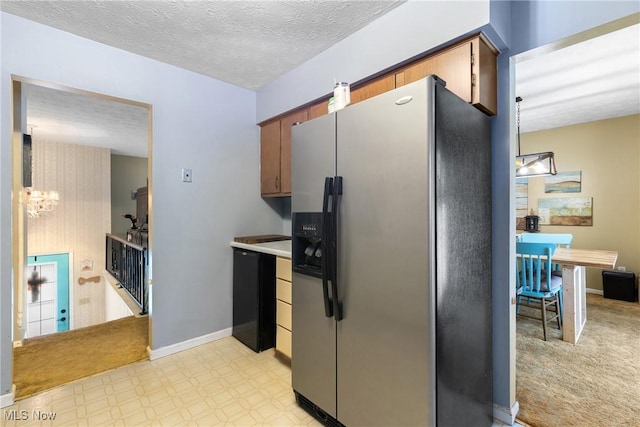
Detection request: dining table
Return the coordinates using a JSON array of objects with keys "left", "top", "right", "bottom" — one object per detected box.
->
[{"left": 551, "top": 247, "right": 618, "bottom": 344}]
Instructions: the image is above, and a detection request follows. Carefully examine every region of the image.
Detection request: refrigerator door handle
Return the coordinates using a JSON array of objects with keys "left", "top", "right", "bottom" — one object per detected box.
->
[
  {"left": 331, "top": 176, "right": 344, "bottom": 321},
  {"left": 321, "top": 177, "right": 334, "bottom": 318}
]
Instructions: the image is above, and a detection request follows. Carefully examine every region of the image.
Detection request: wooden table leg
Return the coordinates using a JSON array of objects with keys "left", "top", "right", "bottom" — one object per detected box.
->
[{"left": 562, "top": 264, "right": 587, "bottom": 344}]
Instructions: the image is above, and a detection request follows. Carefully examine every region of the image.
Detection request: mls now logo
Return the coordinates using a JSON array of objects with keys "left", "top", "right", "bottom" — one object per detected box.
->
[
  {"left": 4, "top": 409, "right": 57, "bottom": 421},
  {"left": 4, "top": 410, "right": 28, "bottom": 420}
]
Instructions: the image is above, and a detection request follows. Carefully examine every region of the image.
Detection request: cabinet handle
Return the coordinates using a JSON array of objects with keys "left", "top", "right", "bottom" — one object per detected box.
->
[{"left": 275, "top": 176, "right": 279, "bottom": 190}]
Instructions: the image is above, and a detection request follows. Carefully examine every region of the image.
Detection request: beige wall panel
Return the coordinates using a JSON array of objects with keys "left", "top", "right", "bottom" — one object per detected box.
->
[
  {"left": 522, "top": 114, "right": 640, "bottom": 291},
  {"left": 27, "top": 140, "right": 111, "bottom": 328}
]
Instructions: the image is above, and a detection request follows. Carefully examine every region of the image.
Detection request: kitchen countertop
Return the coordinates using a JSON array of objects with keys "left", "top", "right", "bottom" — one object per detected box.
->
[{"left": 230, "top": 239, "right": 292, "bottom": 258}]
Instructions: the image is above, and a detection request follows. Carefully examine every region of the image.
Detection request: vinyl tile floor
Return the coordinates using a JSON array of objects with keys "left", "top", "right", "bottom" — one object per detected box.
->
[
  {"left": 3, "top": 336, "right": 321, "bottom": 426},
  {"left": 4, "top": 335, "right": 520, "bottom": 426}
]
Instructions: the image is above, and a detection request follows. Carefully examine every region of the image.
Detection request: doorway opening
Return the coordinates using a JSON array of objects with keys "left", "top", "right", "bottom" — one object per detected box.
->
[
  {"left": 11, "top": 76, "right": 153, "bottom": 398},
  {"left": 510, "top": 15, "right": 639, "bottom": 426}
]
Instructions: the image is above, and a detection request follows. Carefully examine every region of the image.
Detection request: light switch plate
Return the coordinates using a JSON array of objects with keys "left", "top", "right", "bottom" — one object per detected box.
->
[{"left": 182, "top": 168, "right": 192, "bottom": 183}]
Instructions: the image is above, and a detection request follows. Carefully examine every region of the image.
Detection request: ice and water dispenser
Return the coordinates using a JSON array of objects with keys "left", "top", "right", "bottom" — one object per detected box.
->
[{"left": 292, "top": 212, "right": 323, "bottom": 278}]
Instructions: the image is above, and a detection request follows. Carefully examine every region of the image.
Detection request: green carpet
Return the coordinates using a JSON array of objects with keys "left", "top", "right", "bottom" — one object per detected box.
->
[
  {"left": 516, "top": 294, "right": 640, "bottom": 426},
  {"left": 13, "top": 315, "right": 148, "bottom": 399}
]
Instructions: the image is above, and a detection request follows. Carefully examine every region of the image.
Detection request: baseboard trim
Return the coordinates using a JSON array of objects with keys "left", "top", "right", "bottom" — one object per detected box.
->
[
  {"left": 494, "top": 400, "right": 519, "bottom": 425},
  {"left": 0, "top": 384, "right": 16, "bottom": 408},
  {"left": 147, "top": 327, "right": 232, "bottom": 360},
  {"left": 586, "top": 288, "right": 603, "bottom": 295}
]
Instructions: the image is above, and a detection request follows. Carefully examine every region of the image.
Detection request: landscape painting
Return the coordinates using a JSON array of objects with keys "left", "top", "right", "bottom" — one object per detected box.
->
[
  {"left": 544, "top": 171, "right": 581, "bottom": 193},
  {"left": 538, "top": 197, "right": 593, "bottom": 226},
  {"left": 515, "top": 178, "right": 528, "bottom": 230}
]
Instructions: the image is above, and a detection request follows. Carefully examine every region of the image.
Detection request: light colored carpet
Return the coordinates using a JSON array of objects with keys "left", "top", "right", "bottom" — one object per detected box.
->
[
  {"left": 516, "top": 294, "right": 640, "bottom": 426},
  {"left": 13, "top": 315, "right": 148, "bottom": 400}
]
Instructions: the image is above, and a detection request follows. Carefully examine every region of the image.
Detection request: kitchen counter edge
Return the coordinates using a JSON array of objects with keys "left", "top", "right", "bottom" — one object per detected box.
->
[{"left": 230, "top": 240, "right": 292, "bottom": 259}]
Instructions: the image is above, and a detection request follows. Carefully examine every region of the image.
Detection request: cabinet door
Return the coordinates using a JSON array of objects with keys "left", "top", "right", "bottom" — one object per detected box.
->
[
  {"left": 308, "top": 100, "right": 328, "bottom": 121},
  {"left": 260, "top": 120, "right": 281, "bottom": 195},
  {"left": 471, "top": 36, "right": 498, "bottom": 115},
  {"left": 280, "top": 109, "right": 308, "bottom": 195},
  {"left": 398, "top": 42, "right": 472, "bottom": 103},
  {"left": 350, "top": 75, "right": 396, "bottom": 105}
]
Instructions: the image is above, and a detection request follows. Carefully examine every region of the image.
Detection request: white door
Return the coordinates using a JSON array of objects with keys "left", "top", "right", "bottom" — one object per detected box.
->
[
  {"left": 26, "top": 262, "right": 58, "bottom": 337},
  {"left": 26, "top": 253, "right": 70, "bottom": 337}
]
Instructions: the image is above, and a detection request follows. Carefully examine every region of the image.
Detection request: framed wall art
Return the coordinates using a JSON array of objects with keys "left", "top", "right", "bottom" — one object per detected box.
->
[
  {"left": 515, "top": 178, "right": 528, "bottom": 230},
  {"left": 538, "top": 197, "right": 593, "bottom": 226},
  {"left": 544, "top": 171, "right": 581, "bottom": 193}
]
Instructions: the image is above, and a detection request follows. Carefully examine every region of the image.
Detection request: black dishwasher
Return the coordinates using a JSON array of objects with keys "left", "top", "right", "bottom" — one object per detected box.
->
[{"left": 232, "top": 249, "right": 276, "bottom": 352}]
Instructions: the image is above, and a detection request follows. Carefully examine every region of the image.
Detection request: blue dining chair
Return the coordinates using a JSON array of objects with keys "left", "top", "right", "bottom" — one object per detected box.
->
[
  {"left": 519, "top": 233, "right": 572, "bottom": 316},
  {"left": 516, "top": 242, "right": 563, "bottom": 341},
  {"left": 519, "top": 233, "right": 573, "bottom": 272}
]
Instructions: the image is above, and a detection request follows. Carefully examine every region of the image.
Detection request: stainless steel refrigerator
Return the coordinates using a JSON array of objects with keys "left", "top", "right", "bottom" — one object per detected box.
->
[{"left": 290, "top": 76, "right": 493, "bottom": 427}]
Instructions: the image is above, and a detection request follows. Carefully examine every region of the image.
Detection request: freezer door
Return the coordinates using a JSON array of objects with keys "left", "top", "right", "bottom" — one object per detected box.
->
[
  {"left": 291, "top": 113, "right": 336, "bottom": 212},
  {"left": 291, "top": 112, "right": 338, "bottom": 417},
  {"left": 335, "top": 78, "right": 436, "bottom": 426}
]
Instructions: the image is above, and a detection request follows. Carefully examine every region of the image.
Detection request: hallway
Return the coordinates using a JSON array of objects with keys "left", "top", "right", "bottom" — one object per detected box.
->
[{"left": 13, "top": 315, "right": 148, "bottom": 400}]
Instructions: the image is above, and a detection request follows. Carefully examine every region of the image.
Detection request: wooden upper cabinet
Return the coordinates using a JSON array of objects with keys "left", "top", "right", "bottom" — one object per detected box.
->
[
  {"left": 279, "top": 109, "right": 308, "bottom": 195},
  {"left": 350, "top": 75, "right": 396, "bottom": 105},
  {"left": 396, "top": 35, "right": 497, "bottom": 115},
  {"left": 260, "top": 33, "right": 498, "bottom": 197},
  {"left": 260, "top": 120, "right": 281, "bottom": 195},
  {"left": 471, "top": 36, "right": 498, "bottom": 115},
  {"left": 397, "top": 42, "right": 472, "bottom": 102},
  {"left": 260, "top": 109, "right": 308, "bottom": 197},
  {"left": 306, "top": 75, "right": 396, "bottom": 122},
  {"left": 308, "top": 100, "right": 328, "bottom": 121}
]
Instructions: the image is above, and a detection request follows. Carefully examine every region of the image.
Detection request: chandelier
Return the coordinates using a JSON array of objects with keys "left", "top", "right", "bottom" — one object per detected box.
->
[
  {"left": 23, "top": 125, "right": 60, "bottom": 218},
  {"left": 515, "top": 96, "right": 557, "bottom": 178},
  {"left": 25, "top": 188, "right": 59, "bottom": 218}
]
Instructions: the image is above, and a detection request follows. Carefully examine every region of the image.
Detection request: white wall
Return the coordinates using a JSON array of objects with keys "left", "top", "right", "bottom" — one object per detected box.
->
[{"left": 0, "top": 11, "right": 284, "bottom": 400}]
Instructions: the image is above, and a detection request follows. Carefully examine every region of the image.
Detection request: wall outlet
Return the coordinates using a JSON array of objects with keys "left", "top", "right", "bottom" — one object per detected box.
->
[
  {"left": 618, "top": 266, "right": 626, "bottom": 272},
  {"left": 79, "top": 297, "right": 90, "bottom": 305},
  {"left": 182, "top": 168, "right": 192, "bottom": 183}
]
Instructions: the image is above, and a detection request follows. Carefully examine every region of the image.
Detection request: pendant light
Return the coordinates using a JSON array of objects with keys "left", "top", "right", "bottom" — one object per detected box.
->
[{"left": 515, "top": 96, "right": 557, "bottom": 178}]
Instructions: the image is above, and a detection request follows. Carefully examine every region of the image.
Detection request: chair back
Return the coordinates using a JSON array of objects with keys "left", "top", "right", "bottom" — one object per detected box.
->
[
  {"left": 519, "top": 233, "right": 573, "bottom": 248},
  {"left": 516, "top": 242, "right": 558, "bottom": 293}
]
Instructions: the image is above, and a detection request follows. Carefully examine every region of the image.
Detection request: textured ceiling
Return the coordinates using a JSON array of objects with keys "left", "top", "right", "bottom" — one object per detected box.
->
[
  {"left": 2, "top": 0, "right": 404, "bottom": 90},
  {"left": 3, "top": 0, "right": 404, "bottom": 157},
  {"left": 24, "top": 84, "right": 149, "bottom": 158},
  {"left": 3, "top": 2, "right": 639, "bottom": 158},
  {"left": 515, "top": 23, "right": 640, "bottom": 134}
]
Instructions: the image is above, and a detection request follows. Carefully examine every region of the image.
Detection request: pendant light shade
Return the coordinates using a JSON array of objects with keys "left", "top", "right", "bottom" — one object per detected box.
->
[
  {"left": 515, "top": 97, "right": 557, "bottom": 178},
  {"left": 516, "top": 151, "right": 557, "bottom": 177}
]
